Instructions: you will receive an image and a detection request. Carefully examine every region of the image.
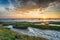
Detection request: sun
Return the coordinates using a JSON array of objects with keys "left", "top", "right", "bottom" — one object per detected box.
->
[
  {"left": 41, "top": 16, "right": 47, "bottom": 22},
  {"left": 43, "top": 16, "right": 47, "bottom": 19}
]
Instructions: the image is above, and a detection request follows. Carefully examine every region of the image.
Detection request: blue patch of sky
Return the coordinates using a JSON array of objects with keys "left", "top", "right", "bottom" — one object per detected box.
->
[
  {"left": 0, "top": 0, "right": 16, "bottom": 15},
  {"left": 0, "top": 0, "right": 16, "bottom": 6}
]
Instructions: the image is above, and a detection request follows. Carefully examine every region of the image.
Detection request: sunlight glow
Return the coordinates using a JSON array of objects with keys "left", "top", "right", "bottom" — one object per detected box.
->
[{"left": 42, "top": 16, "right": 48, "bottom": 22}]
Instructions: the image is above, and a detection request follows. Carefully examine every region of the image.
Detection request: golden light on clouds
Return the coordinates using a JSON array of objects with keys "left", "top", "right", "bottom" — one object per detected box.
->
[
  {"left": 0, "top": 8, "right": 60, "bottom": 18},
  {"left": 2, "top": 13, "right": 60, "bottom": 18}
]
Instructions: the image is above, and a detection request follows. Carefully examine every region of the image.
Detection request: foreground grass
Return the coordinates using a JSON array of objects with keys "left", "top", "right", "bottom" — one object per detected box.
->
[
  {"left": 0, "top": 28, "right": 47, "bottom": 40},
  {"left": 0, "top": 28, "right": 18, "bottom": 40}
]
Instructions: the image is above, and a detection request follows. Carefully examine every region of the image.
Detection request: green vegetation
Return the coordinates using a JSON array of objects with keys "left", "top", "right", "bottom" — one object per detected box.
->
[
  {"left": 15, "top": 34, "right": 47, "bottom": 40},
  {"left": 0, "top": 21, "right": 60, "bottom": 40},
  {"left": 49, "top": 22, "right": 60, "bottom": 25},
  {"left": 0, "top": 28, "right": 47, "bottom": 40},
  {"left": 0, "top": 22, "right": 13, "bottom": 26},
  {"left": 32, "top": 25, "right": 60, "bottom": 31},
  {"left": 31, "top": 25, "right": 47, "bottom": 29},
  {"left": 13, "top": 22, "right": 60, "bottom": 31},
  {"left": 2, "top": 23, "right": 10, "bottom": 26},
  {"left": 0, "top": 22, "right": 3, "bottom": 24},
  {"left": 0, "top": 28, "right": 18, "bottom": 40},
  {"left": 13, "top": 22, "right": 33, "bottom": 29},
  {"left": 48, "top": 26, "right": 60, "bottom": 31}
]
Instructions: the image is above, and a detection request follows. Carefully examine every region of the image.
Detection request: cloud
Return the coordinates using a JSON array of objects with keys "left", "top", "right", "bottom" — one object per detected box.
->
[
  {"left": 0, "top": 6, "right": 8, "bottom": 15},
  {"left": 13, "top": 0, "right": 60, "bottom": 12},
  {"left": 0, "top": 0, "right": 60, "bottom": 18},
  {"left": 0, "top": 5, "right": 17, "bottom": 15},
  {"left": 15, "top": 0, "right": 60, "bottom": 8}
]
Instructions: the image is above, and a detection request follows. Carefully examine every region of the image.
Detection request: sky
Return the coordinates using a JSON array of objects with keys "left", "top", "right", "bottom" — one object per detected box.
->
[{"left": 0, "top": 0, "right": 60, "bottom": 18}]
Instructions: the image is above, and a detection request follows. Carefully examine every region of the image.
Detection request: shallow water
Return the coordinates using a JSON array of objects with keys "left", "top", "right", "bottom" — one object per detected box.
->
[
  {"left": 0, "top": 19, "right": 60, "bottom": 22},
  {"left": 10, "top": 27, "right": 60, "bottom": 40}
]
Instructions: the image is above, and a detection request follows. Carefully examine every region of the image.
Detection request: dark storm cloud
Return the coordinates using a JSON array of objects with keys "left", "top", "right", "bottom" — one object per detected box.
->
[
  {"left": 17, "top": 0, "right": 60, "bottom": 7},
  {"left": 14, "top": 0, "right": 60, "bottom": 11}
]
